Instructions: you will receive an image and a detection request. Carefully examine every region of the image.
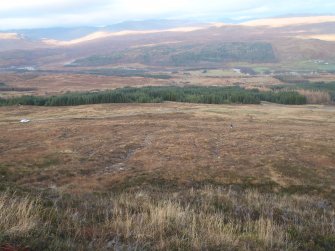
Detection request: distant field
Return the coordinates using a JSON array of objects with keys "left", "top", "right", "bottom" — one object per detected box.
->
[
  {"left": 0, "top": 73, "right": 173, "bottom": 95},
  {"left": 0, "top": 72, "right": 285, "bottom": 96},
  {"left": 228, "top": 60, "right": 335, "bottom": 74},
  {"left": 289, "top": 60, "right": 335, "bottom": 72},
  {"left": 0, "top": 103, "right": 334, "bottom": 250}
]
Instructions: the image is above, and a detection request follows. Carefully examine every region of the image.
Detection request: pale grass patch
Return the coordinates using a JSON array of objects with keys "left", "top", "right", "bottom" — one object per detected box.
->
[
  {"left": 0, "top": 193, "right": 41, "bottom": 236},
  {"left": 102, "top": 195, "right": 241, "bottom": 249},
  {"left": 1, "top": 187, "right": 334, "bottom": 250}
]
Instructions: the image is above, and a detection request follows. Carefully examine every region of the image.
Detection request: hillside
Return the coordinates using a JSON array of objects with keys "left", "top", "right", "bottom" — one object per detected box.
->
[
  {"left": 1, "top": 103, "right": 334, "bottom": 250},
  {"left": 1, "top": 16, "right": 335, "bottom": 70},
  {"left": 1, "top": 13, "right": 335, "bottom": 251}
]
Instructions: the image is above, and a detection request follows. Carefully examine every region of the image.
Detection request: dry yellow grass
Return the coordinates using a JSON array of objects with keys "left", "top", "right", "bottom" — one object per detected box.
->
[
  {"left": 0, "top": 193, "right": 40, "bottom": 236},
  {"left": 1, "top": 187, "right": 333, "bottom": 250}
]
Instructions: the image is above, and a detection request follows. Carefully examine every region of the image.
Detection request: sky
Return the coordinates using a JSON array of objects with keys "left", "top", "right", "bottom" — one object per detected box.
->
[{"left": 0, "top": 0, "right": 334, "bottom": 30}]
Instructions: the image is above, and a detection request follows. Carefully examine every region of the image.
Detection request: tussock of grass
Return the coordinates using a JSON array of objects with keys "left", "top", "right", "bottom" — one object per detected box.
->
[
  {"left": 0, "top": 193, "right": 40, "bottom": 236},
  {"left": 1, "top": 187, "right": 334, "bottom": 250}
]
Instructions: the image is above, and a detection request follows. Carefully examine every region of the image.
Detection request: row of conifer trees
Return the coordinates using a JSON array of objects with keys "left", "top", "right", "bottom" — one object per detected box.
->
[{"left": 0, "top": 86, "right": 307, "bottom": 106}]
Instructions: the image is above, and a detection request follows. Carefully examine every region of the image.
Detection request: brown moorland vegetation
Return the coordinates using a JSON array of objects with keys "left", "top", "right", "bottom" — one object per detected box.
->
[{"left": 0, "top": 102, "right": 334, "bottom": 250}]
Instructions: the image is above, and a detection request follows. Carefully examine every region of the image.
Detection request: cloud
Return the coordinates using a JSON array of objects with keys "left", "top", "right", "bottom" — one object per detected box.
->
[
  {"left": 0, "top": 0, "right": 111, "bottom": 18},
  {"left": 0, "top": 0, "right": 334, "bottom": 29}
]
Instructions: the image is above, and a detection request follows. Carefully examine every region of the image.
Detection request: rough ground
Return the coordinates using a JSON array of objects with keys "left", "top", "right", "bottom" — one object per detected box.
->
[{"left": 1, "top": 102, "right": 334, "bottom": 198}]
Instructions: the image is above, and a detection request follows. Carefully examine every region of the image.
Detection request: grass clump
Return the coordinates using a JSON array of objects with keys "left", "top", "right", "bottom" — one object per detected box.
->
[{"left": 0, "top": 192, "right": 41, "bottom": 246}]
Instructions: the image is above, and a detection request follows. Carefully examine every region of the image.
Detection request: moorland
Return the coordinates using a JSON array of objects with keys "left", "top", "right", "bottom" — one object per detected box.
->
[{"left": 0, "top": 16, "right": 335, "bottom": 250}]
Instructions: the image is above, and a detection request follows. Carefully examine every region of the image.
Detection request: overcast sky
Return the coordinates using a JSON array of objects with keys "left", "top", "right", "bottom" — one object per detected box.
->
[{"left": 0, "top": 0, "right": 334, "bottom": 30}]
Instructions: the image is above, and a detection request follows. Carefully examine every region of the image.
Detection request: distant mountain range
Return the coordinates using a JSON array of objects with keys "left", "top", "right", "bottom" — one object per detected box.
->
[
  {"left": 3, "top": 20, "right": 205, "bottom": 41},
  {"left": 0, "top": 16, "right": 335, "bottom": 70}
]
